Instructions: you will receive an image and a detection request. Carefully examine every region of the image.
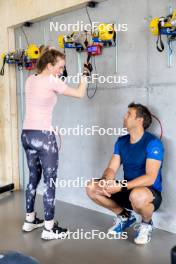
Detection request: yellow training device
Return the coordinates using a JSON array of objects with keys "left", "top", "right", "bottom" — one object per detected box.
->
[
  {"left": 58, "top": 35, "right": 65, "bottom": 49},
  {"left": 98, "top": 23, "right": 115, "bottom": 41},
  {"left": 149, "top": 13, "right": 176, "bottom": 36},
  {"left": 25, "top": 44, "right": 40, "bottom": 59},
  {"left": 149, "top": 18, "right": 160, "bottom": 36},
  {"left": 1, "top": 53, "right": 6, "bottom": 59}
]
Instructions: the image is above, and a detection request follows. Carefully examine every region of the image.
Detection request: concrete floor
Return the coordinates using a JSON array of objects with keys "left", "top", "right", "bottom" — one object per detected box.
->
[{"left": 0, "top": 191, "right": 175, "bottom": 264}]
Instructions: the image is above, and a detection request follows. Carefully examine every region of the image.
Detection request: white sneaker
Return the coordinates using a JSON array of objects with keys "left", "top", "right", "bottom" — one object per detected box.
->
[
  {"left": 134, "top": 222, "right": 153, "bottom": 245},
  {"left": 22, "top": 215, "right": 44, "bottom": 232},
  {"left": 41, "top": 222, "right": 69, "bottom": 240}
]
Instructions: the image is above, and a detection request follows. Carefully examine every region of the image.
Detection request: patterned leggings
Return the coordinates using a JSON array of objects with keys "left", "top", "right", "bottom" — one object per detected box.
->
[{"left": 21, "top": 130, "right": 58, "bottom": 221}]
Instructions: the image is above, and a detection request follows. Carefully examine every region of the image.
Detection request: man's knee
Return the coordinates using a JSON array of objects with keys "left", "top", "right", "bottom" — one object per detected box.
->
[{"left": 129, "top": 187, "right": 153, "bottom": 209}]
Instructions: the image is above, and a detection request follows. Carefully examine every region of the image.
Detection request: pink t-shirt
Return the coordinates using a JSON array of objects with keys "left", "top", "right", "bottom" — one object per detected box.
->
[{"left": 23, "top": 74, "right": 68, "bottom": 130}]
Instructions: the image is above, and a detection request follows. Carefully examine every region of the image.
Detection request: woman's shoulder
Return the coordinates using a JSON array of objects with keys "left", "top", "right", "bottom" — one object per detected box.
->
[
  {"left": 26, "top": 73, "right": 40, "bottom": 84},
  {"left": 26, "top": 73, "right": 35, "bottom": 81}
]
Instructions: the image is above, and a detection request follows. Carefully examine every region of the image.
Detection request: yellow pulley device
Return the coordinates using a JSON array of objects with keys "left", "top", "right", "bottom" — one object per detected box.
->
[
  {"left": 149, "top": 18, "right": 160, "bottom": 36},
  {"left": 25, "top": 44, "right": 40, "bottom": 59},
  {"left": 1, "top": 53, "right": 6, "bottom": 59},
  {"left": 98, "top": 23, "right": 115, "bottom": 41},
  {"left": 149, "top": 17, "right": 172, "bottom": 36},
  {"left": 149, "top": 10, "right": 176, "bottom": 52},
  {"left": 149, "top": 10, "right": 176, "bottom": 36},
  {"left": 58, "top": 35, "right": 65, "bottom": 49}
]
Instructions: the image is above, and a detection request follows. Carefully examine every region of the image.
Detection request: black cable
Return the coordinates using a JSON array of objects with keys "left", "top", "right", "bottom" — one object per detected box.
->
[
  {"left": 21, "top": 26, "right": 29, "bottom": 46},
  {"left": 87, "top": 56, "right": 98, "bottom": 99},
  {"left": 85, "top": 5, "right": 98, "bottom": 99},
  {"left": 151, "top": 114, "right": 163, "bottom": 140},
  {"left": 86, "top": 6, "right": 93, "bottom": 34}
]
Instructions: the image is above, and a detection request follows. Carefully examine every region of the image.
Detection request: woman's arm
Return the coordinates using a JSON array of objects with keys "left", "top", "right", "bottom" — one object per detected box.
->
[
  {"left": 51, "top": 64, "right": 90, "bottom": 98},
  {"left": 63, "top": 75, "right": 88, "bottom": 98}
]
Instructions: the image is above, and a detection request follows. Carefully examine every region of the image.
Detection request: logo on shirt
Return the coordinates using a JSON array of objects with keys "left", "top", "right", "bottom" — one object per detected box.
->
[{"left": 151, "top": 147, "right": 160, "bottom": 155}]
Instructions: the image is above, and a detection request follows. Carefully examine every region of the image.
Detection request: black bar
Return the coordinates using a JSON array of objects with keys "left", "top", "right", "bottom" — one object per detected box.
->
[{"left": 0, "top": 183, "right": 14, "bottom": 194}]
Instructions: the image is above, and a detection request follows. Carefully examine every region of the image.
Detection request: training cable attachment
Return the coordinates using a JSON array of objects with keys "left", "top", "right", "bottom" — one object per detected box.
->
[
  {"left": 0, "top": 57, "right": 6, "bottom": 76},
  {"left": 156, "top": 21, "right": 165, "bottom": 52}
]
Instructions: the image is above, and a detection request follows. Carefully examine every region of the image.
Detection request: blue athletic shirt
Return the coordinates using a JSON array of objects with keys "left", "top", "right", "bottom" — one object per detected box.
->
[{"left": 113, "top": 131, "right": 164, "bottom": 192}]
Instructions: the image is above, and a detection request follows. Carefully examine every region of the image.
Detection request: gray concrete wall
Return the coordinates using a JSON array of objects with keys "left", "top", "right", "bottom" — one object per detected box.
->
[{"left": 15, "top": 0, "right": 176, "bottom": 233}]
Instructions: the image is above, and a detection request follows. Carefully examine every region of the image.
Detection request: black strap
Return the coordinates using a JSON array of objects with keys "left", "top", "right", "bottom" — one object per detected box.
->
[
  {"left": 83, "top": 53, "right": 93, "bottom": 76},
  {"left": 0, "top": 57, "right": 6, "bottom": 76},
  {"left": 156, "top": 21, "right": 165, "bottom": 52},
  {"left": 87, "top": 53, "right": 91, "bottom": 64},
  {"left": 112, "top": 24, "right": 116, "bottom": 44}
]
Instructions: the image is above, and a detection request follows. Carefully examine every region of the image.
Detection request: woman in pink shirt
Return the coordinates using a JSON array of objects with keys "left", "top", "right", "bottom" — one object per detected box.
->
[{"left": 21, "top": 47, "right": 89, "bottom": 240}]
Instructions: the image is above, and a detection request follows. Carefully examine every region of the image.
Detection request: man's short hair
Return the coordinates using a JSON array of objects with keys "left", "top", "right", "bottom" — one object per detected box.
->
[{"left": 128, "top": 102, "right": 152, "bottom": 130}]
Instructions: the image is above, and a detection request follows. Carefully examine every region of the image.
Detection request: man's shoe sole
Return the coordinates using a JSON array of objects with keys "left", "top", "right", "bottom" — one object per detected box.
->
[{"left": 134, "top": 237, "right": 151, "bottom": 245}]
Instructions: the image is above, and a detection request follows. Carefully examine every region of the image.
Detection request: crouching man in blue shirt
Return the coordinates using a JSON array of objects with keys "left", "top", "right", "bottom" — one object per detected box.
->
[{"left": 86, "top": 103, "right": 164, "bottom": 245}]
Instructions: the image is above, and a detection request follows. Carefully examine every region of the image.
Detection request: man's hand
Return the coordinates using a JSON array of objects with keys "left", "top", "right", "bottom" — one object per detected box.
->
[
  {"left": 95, "top": 179, "right": 112, "bottom": 197},
  {"left": 95, "top": 154, "right": 121, "bottom": 197},
  {"left": 104, "top": 180, "right": 121, "bottom": 196},
  {"left": 95, "top": 179, "right": 121, "bottom": 197},
  {"left": 83, "top": 63, "right": 93, "bottom": 76}
]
